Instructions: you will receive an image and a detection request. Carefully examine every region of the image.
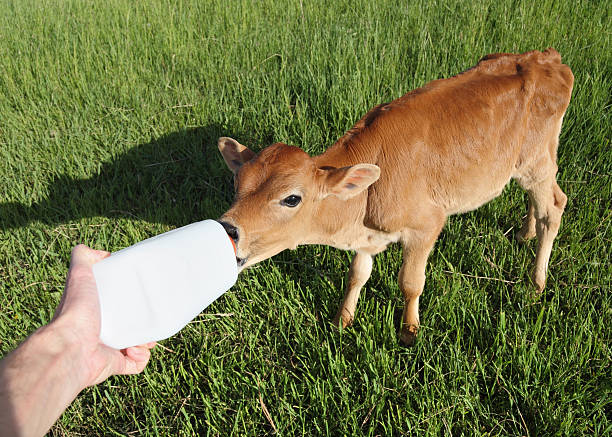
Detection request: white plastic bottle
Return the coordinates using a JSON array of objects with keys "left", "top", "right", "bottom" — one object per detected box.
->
[{"left": 92, "top": 219, "right": 238, "bottom": 349}]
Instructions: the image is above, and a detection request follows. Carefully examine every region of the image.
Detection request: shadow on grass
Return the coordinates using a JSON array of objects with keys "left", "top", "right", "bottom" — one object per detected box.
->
[
  {"left": 0, "top": 121, "right": 531, "bottom": 356},
  {"left": 0, "top": 124, "right": 251, "bottom": 230}
]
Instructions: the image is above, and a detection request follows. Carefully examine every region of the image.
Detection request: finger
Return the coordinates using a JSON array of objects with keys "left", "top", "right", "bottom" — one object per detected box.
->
[
  {"left": 56, "top": 245, "right": 109, "bottom": 320},
  {"left": 70, "top": 244, "right": 111, "bottom": 268}
]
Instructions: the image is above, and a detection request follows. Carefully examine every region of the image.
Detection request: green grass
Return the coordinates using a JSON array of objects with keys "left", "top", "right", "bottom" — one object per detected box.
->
[{"left": 0, "top": 0, "right": 610, "bottom": 435}]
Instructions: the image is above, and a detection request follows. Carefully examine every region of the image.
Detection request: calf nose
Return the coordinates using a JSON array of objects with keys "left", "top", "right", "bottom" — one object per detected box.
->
[{"left": 219, "top": 221, "right": 239, "bottom": 243}]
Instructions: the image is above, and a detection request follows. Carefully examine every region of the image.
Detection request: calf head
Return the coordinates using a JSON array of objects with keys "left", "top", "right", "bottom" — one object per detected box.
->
[{"left": 217, "top": 137, "right": 380, "bottom": 271}]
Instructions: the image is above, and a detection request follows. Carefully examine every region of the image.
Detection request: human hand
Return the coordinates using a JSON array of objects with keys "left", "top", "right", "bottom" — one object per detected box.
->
[{"left": 51, "top": 244, "right": 156, "bottom": 387}]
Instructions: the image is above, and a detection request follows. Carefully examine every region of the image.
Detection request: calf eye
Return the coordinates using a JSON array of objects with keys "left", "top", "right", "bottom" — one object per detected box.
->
[{"left": 281, "top": 195, "right": 302, "bottom": 207}]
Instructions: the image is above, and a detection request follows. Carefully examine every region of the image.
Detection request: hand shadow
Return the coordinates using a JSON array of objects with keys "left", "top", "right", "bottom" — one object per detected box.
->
[{"left": 0, "top": 124, "right": 246, "bottom": 230}]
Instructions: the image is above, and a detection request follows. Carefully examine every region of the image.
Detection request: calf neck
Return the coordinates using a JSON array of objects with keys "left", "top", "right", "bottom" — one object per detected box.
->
[{"left": 217, "top": 48, "right": 573, "bottom": 345}]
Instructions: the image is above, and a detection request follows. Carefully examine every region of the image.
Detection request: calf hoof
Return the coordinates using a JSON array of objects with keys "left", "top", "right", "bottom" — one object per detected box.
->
[
  {"left": 399, "top": 325, "right": 419, "bottom": 347},
  {"left": 332, "top": 311, "right": 353, "bottom": 331},
  {"left": 516, "top": 228, "right": 536, "bottom": 243},
  {"left": 529, "top": 267, "right": 546, "bottom": 293}
]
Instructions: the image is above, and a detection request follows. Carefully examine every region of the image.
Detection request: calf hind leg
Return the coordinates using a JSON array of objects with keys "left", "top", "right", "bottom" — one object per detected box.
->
[
  {"left": 529, "top": 180, "right": 567, "bottom": 291},
  {"left": 516, "top": 195, "right": 537, "bottom": 242},
  {"left": 333, "top": 252, "right": 373, "bottom": 328}
]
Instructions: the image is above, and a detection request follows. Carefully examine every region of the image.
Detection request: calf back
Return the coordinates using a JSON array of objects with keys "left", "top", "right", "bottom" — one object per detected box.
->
[{"left": 315, "top": 48, "right": 574, "bottom": 232}]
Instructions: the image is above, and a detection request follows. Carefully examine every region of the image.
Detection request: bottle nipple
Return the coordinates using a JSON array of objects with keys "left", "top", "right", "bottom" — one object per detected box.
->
[{"left": 228, "top": 234, "right": 237, "bottom": 255}]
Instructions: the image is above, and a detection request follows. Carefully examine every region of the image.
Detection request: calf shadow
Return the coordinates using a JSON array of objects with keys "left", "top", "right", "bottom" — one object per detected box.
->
[{"left": 0, "top": 124, "right": 250, "bottom": 230}]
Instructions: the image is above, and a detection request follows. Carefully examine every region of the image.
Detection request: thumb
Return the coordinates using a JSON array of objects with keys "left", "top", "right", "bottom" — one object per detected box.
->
[
  {"left": 120, "top": 346, "right": 151, "bottom": 375},
  {"left": 88, "top": 347, "right": 151, "bottom": 386}
]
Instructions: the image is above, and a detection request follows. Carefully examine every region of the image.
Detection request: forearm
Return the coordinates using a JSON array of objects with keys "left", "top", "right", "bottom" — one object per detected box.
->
[
  {"left": 0, "top": 245, "right": 154, "bottom": 436},
  {"left": 0, "top": 324, "right": 86, "bottom": 437}
]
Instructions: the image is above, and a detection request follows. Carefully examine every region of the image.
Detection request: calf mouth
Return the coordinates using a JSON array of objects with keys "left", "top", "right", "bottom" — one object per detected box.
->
[{"left": 236, "top": 257, "right": 247, "bottom": 268}]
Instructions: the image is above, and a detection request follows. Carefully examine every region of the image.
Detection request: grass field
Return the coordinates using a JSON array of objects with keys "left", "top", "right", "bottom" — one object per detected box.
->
[{"left": 0, "top": 0, "right": 610, "bottom": 435}]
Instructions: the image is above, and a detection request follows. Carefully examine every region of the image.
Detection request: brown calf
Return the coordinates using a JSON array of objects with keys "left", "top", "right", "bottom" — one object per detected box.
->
[{"left": 217, "top": 48, "right": 573, "bottom": 345}]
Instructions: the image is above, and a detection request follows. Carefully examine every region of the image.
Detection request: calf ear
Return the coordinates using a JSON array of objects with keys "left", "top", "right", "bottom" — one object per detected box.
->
[
  {"left": 218, "top": 137, "right": 256, "bottom": 173},
  {"left": 321, "top": 164, "right": 381, "bottom": 200}
]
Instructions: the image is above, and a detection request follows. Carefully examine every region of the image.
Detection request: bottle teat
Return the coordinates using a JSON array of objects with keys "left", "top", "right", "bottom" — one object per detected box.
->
[{"left": 228, "top": 234, "right": 237, "bottom": 255}]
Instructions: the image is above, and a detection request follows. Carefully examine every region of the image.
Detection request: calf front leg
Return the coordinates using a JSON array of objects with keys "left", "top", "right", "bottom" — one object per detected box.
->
[
  {"left": 333, "top": 252, "right": 372, "bottom": 329},
  {"left": 398, "top": 220, "right": 443, "bottom": 346}
]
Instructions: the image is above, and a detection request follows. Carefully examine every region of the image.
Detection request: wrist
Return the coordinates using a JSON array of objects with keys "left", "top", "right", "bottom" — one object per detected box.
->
[{"left": 39, "top": 319, "right": 92, "bottom": 391}]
